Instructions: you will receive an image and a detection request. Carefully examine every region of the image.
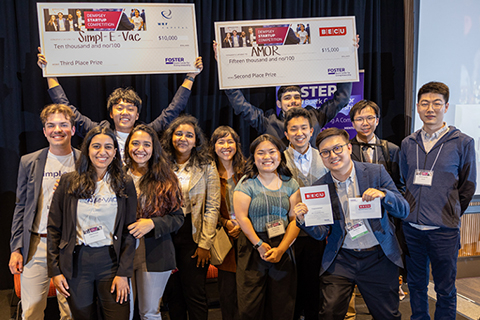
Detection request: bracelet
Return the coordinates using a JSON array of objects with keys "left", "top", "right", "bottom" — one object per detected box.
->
[
  {"left": 253, "top": 240, "right": 263, "bottom": 250},
  {"left": 185, "top": 75, "right": 195, "bottom": 82}
]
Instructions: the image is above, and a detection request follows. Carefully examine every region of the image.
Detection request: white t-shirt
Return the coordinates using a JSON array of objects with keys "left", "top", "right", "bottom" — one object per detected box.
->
[
  {"left": 132, "top": 16, "right": 143, "bottom": 31},
  {"left": 33, "top": 151, "right": 75, "bottom": 234},
  {"left": 298, "top": 31, "right": 308, "bottom": 44},
  {"left": 76, "top": 173, "right": 118, "bottom": 247},
  {"left": 116, "top": 131, "right": 129, "bottom": 163}
]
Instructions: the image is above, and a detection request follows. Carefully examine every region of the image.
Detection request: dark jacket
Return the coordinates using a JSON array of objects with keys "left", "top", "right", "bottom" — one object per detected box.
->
[
  {"left": 350, "top": 136, "right": 404, "bottom": 194},
  {"left": 10, "top": 148, "right": 80, "bottom": 264},
  {"left": 299, "top": 161, "right": 409, "bottom": 273},
  {"left": 47, "top": 172, "right": 137, "bottom": 279},
  {"left": 143, "top": 209, "right": 184, "bottom": 272},
  {"left": 400, "top": 126, "right": 476, "bottom": 229},
  {"left": 48, "top": 83, "right": 191, "bottom": 137}
]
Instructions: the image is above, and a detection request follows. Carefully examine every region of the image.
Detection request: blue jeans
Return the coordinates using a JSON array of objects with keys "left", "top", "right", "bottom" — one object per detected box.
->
[{"left": 403, "top": 223, "right": 460, "bottom": 320}]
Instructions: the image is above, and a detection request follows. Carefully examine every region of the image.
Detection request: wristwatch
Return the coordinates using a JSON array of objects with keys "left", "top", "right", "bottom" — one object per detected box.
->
[{"left": 253, "top": 240, "right": 263, "bottom": 250}]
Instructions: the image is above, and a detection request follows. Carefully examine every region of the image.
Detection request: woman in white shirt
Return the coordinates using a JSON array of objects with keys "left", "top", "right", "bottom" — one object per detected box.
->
[{"left": 48, "top": 126, "right": 137, "bottom": 320}]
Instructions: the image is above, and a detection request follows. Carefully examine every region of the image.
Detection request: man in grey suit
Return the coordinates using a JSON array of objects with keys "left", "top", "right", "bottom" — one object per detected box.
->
[
  {"left": 295, "top": 128, "right": 409, "bottom": 320},
  {"left": 9, "top": 104, "right": 79, "bottom": 320},
  {"left": 283, "top": 107, "right": 328, "bottom": 320}
]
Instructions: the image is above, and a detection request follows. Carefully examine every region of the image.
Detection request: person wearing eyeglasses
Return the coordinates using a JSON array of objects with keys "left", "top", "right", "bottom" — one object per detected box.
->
[
  {"left": 347, "top": 100, "right": 406, "bottom": 316},
  {"left": 400, "top": 82, "right": 476, "bottom": 319},
  {"left": 294, "top": 127, "right": 409, "bottom": 320},
  {"left": 349, "top": 100, "right": 403, "bottom": 193}
]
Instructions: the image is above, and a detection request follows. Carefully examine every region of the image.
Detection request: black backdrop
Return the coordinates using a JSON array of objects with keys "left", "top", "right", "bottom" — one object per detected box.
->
[{"left": 0, "top": 0, "right": 405, "bottom": 289}]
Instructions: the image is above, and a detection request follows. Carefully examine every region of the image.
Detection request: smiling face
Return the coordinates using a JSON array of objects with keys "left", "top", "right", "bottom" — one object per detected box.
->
[
  {"left": 285, "top": 116, "right": 313, "bottom": 154},
  {"left": 352, "top": 106, "right": 379, "bottom": 142},
  {"left": 76, "top": 10, "right": 81, "bottom": 18},
  {"left": 277, "top": 90, "right": 302, "bottom": 113},
  {"left": 215, "top": 133, "right": 237, "bottom": 164},
  {"left": 58, "top": 12, "right": 63, "bottom": 19},
  {"left": 128, "top": 130, "right": 152, "bottom": 167},
  {"left": 254, "top": 141, "right": 281, "bottom": 175},
  {"left": 417, "top": 92, "right": 449, "bottom": 132},
  {"left": 172, "top": 124, "right": 196, "bottom": 159},
  {"left": 318, "top": 135, "right": 352, "bottom": 179},
  {"left": 89, "top": 134, "right": 117, "bottom": 178},
  {"left": 135, "top": 9, "right": 139, "bottom": 17},
  {"left": 110, "top": 99, "right": 139, "bottom": 133},
  {"left": 43, "top": 112, "right": 75, "bottom": 152}
]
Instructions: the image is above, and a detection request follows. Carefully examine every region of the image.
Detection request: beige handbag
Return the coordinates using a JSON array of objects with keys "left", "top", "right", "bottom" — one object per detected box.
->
[{"left": 210, "top": 226, "right": 232, "bottom": 265}]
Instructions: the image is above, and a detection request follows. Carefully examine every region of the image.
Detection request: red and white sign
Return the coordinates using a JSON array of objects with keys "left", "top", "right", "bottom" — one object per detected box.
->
[
  {"left": 305, "top": 192, "right": 326, "bottom": 199},
  {"left": 319, "top": 26, "right": 347, "bottom": 37},
  {"left": 85, "top": 11, "right": 122, "bottom": 29}
]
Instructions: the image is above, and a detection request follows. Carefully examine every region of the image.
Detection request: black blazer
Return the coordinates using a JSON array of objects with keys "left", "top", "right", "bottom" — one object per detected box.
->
[
  {"left": 47, "top": 172, "right": 137, "bottom": 279},
  {"left": 143, "top": 209, "right": 184, "bottom": 272}
]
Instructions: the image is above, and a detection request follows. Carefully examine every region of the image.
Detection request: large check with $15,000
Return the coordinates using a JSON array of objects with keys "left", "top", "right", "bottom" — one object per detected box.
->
[
  {"left": 37, "top": 3, "right": 199, "bottom": 77},
  {"left": 215, "top": 16, "right": 358, "bottom": 89}
]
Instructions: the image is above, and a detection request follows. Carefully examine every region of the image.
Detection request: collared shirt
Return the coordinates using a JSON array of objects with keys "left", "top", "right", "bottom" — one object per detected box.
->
[
  {"left": 356, "top": 135, "right": 376, "bottom": 163},
  {"left": 291, "top": 144, "right": 313, "bottom": 177},
  {"left": 421, "top": 122, "right": 449, "bottom": 153},
  {"left": 332, "top": 165, "right": 380, "bottom": 249}
]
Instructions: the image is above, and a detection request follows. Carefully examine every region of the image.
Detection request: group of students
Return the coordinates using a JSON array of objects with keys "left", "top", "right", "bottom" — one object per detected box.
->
[
  {"left": 46, "top": 10, "right": 84, "bottom": 32},
  {"left": 8, "top": 46, "right": 476, "bottom": 320}
]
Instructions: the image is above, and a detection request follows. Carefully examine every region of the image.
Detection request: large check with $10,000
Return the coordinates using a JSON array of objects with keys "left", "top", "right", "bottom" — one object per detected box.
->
[{"left": 37, "top": 3, "right": 199, "bottom": 77}]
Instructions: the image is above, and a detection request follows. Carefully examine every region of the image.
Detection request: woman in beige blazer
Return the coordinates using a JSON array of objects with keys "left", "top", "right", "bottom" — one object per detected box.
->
[{"left": 161, "top": 114, "right": 220, "bottom": 320}]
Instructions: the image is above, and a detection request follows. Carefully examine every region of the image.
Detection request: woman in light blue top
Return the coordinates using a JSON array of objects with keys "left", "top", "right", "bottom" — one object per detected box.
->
[{"left": 234, "top": 134, "right": 300, "bottom": 320}]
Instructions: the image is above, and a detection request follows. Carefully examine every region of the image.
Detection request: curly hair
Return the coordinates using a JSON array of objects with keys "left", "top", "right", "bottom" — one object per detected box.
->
[
  {"left": 124, "top": 125, "right": 182, "bottom": 218},
  {"left": 161, "top": 114, "right": 212, "bottom": 171},
  {"left": 68, "top": 126, "right": 127, "bottom": 198},
  {"left": 243, "top": 134, "right": 292, "bottom": 182},
  {"left": 210, "top": 126, "right": 245, "bottom": 180}
]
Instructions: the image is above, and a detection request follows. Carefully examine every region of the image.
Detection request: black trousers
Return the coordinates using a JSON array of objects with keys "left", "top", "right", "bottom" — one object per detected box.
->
[
  {"left": 236, "top": 232, "right": 296, "bottom": 320},
  {"left": 67, "top": 245, "right": 129, "bottom": 320},
  {"left": 293, "top": 235, "right": 325, "bottom": 320},
  {"left": 319, "top": 247, "right": 401, "bottom": 320},
  {"left": 164, "top": 214, "right": 209, "bottom": 320}
]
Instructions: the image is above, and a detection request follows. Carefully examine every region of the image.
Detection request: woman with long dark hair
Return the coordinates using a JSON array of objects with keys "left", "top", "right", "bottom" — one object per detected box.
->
[
  {"left": 234, "top": 134, "right": 300, "bottom": 320},
  {"left": 161, "top": 114, "right": 220, "bottom": 320},
  {"left": 47, "top": 126, "right": 137, "bottom": 320},
  {"left": 123, "top": 124, "right": 184, "bottom": 320},
  {"left": 210, "top": 126, "right": 245, "bottom": 320}
]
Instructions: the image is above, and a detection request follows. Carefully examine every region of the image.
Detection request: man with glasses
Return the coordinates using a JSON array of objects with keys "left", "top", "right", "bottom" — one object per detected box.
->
[
  {"left": 295, "top": 127, "right": 409, "bottom": 320},
  {"left": 349, "top": 100, "right": 402, "bottom": 191},
  {"left": 348, "top": 100, "right": 406, "bottom": 316},
  {"left": 400, "top": 81, "right": 476, "bottom": 319}
]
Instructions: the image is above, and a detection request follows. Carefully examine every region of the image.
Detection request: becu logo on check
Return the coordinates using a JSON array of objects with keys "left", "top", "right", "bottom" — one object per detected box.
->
[
  {"left": 305, "top": 192, "right": 325, "bottom": 199},
  {"left": 319, "top": 27, "right": 347, "bottom": 37},
  {"left": 359, "top": 204, "right": 372, "bottom": 209}
]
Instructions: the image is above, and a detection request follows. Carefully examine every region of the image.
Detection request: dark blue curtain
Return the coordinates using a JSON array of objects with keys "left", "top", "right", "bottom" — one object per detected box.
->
[{"left": 0, "top": 0, "right": 405, "bottom": 289}]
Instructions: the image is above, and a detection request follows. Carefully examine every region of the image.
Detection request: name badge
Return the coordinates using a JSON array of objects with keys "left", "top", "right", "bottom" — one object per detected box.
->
[
  {"left": 414, "top": 169, "right": 433, "bottom": 186},
  {"left": 83, "top": 225, "right": 106, "bottom": 245},
  {"left": 347, "top": 222, "right": 369, "bottom": 240},
  {"left": 266, "top": 219, "right": 286, "bottom": 238}
]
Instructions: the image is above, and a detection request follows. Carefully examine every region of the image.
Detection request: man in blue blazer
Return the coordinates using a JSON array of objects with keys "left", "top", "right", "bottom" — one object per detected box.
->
[
  {"left": 9, "top": 104, "right": 80, "bottom": 320},
  {"left": 295, "top": 128, "right": 409, "bottom": 320}
]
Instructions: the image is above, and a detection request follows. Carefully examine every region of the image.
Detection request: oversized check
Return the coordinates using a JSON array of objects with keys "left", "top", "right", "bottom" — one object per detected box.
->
[
  {"left": 37, "top": 3, "right": 199, "bottom": 77},
  {"left": 215, "top": 17, "right": 358, "bottom": 89}
]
